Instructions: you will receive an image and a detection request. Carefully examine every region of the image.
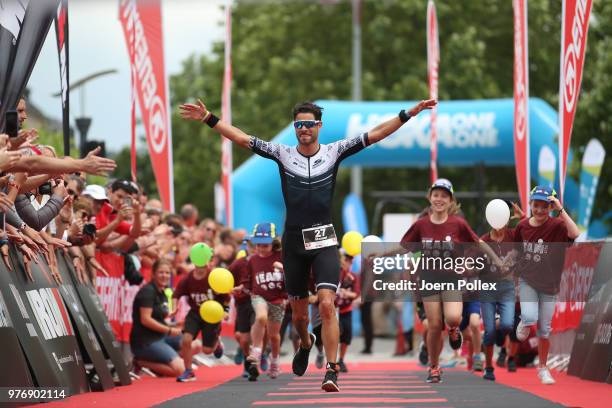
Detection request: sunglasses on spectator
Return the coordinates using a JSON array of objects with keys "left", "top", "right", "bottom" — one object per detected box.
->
[
  {"left": 205, "top": 227, "right": 217, "bottom": 232},
  {"left": 293, "top": 120, "right": 321, "bottom": 129},
  {"left": 67, "top": 189, "right": 77, "bottom": 197}
]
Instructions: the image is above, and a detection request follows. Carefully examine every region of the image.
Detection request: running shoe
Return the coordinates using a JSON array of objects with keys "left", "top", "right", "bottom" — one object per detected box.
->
[
  {"left": 315, "top": 351, "right": 325, "bottom": 369},
  {"left": 507, "top": 357, "right": 517, "bottom": 372},
  {"left": 496, "top": 348, "right": 507, "bottom": 367},
  {"left": 473, "top": 353, "right": 484, "bottom": 372},
  {"left": 292, "top": 332, "right": 316, "bottom": 376},
  {"left": 246, "top": 357, "right": 259, "bottom": 382},
  {"left": 321, "top": 364, "right": 340, "bottom": 392},
  {"left": 176, "top": 368, "right": 196, "bottom": 382},
  {"left": 483, "top": 367, "right": 496, "bottom": 381},
  {"left": 242, "top": 359, "right": 251, "bottom": 378},
  {"left": 338, "top": 360, "right": 348, "bottom": 373},
  {"left": 516, "top": 320, "right": 530, "bottom": 342},
  {"left": 448, "top": 327, "right": 463, "bottom": 350},
  {"left": 418, "top": 342, "right": 429, "bottom": 366},
  {"left": 213, "top": 340, "right": 224, "bottom": 359},
  {"left": 234, "top": 348, "right": 244, "bottom": 365},
  {"left": 268, "top": 360, "right": 280, "bottom": 379},
  {"left": 538, "top": 367, "right": 556, "bottom": 385},
  {"left": 426, "top": 366, "right": 442, "bottom": 383},
  {"left": 260, "top": 352, "right": 269, "bottom": 372}
]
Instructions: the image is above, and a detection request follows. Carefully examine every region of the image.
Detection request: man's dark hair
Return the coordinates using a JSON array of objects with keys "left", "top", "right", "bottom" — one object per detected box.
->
[
  {"left": 292, "top": 101, "right": 323, "bottom": 121},
  {"left": 111, "top": 179, "right": 137, "bottom": 194}
]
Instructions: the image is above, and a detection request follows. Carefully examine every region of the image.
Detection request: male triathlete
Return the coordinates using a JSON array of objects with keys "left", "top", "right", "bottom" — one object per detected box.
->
[{"left": 180, "top": 98, "right": 435, "bottom": 391}]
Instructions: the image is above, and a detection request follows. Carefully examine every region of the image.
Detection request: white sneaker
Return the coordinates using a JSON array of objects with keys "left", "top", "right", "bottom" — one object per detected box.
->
[
  {"left": 538, "top": 367, "right": 556, "bottom": 385},
  {"left": 516, "top": 320, "right": 530, "bottom": 342}
]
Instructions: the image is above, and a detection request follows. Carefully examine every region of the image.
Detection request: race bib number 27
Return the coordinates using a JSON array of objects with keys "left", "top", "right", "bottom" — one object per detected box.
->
[{"left": 302, "top": 224, "right": 338, "bottom": 250}]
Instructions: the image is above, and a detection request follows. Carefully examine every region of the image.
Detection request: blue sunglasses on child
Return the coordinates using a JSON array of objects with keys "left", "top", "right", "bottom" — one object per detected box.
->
[{"left": 293, "top": 120, "right": 321, "bottom": 129}]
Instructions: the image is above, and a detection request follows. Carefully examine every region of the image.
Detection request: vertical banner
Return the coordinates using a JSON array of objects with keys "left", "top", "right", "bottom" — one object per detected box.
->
[
  {"left": 0, "top": 0, "right": 57, "bottom": 128},
  {"left": 537, "top": 145, "right": 556, "bottom": 188},
  {"left": 558, "top": 0, "right": 593, "bottom": 201},
  {"left": 119, "top": 0, "right": 175, "bottom": 211},
  {"left": 54, "top": 0, "right": 69, "bottom": 156},
  {"left": 577, "top": 139, "right": 605, "bottom": 232},
  {"left": 512, "top": 0, "right": 530, "bottom": 213},
  {"left": 221, "top": 0, "right": 233, "bottom": 227},
  {"left": 426, "top": 0, "right": 439, "bottom": 183}
]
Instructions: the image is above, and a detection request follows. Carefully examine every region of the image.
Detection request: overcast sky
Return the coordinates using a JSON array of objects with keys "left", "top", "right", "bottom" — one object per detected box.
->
[{"left": 27, "top": 0, "right": 225, "bottom": 152}]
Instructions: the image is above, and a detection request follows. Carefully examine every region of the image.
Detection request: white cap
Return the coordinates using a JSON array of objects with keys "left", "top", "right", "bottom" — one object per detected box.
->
[{"left": 83, "top": 184, "right": 109, "bottom": 201}]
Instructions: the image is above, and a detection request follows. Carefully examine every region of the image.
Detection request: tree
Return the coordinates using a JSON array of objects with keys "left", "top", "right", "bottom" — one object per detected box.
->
[{"left": 169, "top": 0, "right": 610, "bottom": 230}]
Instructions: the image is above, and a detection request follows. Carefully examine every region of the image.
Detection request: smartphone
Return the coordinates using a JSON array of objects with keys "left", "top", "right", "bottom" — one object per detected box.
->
[
  {"left": 123, "top": 197, "right": 133, "bottom": 206},
  {"left": 4, "top": 110, "right": 18, "bottom": 138}
]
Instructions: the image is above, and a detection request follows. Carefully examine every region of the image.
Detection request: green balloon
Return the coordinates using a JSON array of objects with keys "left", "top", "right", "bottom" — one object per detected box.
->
[{"left": 190, "top": 243, "right": 212, "bottom": 267}]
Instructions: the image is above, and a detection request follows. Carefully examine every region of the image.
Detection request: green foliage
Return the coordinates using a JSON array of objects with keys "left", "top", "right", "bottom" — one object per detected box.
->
[{"left": 168, "top": 0, "right": 611, "bottom": 229}]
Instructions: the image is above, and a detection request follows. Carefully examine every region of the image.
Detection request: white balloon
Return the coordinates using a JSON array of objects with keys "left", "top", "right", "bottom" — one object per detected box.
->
[
  {"left": 485, "top": 199, "right": 510, "bottom": 230},
  {"left": 361, "top": 235, "right": 382, "bottom": 258}
]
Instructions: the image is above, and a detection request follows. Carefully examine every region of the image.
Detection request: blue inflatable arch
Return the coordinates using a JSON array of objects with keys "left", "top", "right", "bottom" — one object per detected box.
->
[{"left": 232, "top": 98, "right": 568, "bottom": 231}]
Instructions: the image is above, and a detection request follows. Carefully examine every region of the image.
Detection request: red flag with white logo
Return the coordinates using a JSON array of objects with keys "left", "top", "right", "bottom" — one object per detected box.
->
[
  {"left": 558, "top": 0, "right": 593, "bottom": 201},
  {"left": 513, "top": 0, "right": 530, "bottom": 213},
  {"left": 54, "top": 0, "right": 69, "bottom": 156},
  {"left": 426, "top": 0, "right": 439, "bottom": 183},
  {"left": 119, "top": 0, "right": 174, "bottom": 211},
  {"left": 221, "top": 0, "right": 233, "bottom": 227}
]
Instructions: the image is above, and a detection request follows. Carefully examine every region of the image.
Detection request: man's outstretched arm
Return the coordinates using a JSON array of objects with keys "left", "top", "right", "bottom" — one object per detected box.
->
[
  {"left": 179, "top": 99, "right": 251, "bottom": 149},
  {"left": 367, "top": 99, "right": 437, "bottom": 145}
]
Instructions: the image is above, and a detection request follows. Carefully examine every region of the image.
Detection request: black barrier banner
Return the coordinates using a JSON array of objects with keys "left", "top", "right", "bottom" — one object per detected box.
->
[
  {"left": 0, "top": 0, "right": 58, "bottom": 128},
  {"left": 6, "top": 247, "right": 89, "bottom": 396},
  {"left": 0, "top": 256, "right": 65, "bottom": 392},
  {"left": 577, "top": 242, "right": 612, "bottom": 382},
  {"left": 55, "top": 252, "right": 115, "bottom": 391},
  {"left": 0, "top": 289, "right": 35, "bottom": 390},
  {"left": 567, "top": 241, "right": 612, "bottom": 379},
  {"left": 59, "top": 253, "right": 131, "bottom": 386}
]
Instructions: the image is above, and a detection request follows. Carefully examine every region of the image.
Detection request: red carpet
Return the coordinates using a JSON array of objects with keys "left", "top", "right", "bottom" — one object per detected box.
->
[
  {"left": 38, "top": 365, "right": 243, "bottom": 408},
  {"left": 35, "top": 361, "right": 609, "bottom": 408},
  {"left": 474, "top": 366, "right": 610, "bottom": 408}
]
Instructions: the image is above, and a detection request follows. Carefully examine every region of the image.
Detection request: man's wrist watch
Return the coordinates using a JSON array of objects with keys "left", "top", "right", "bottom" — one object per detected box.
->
[{"left": 398, "top": 109, "right": 411, "bottom": 123}]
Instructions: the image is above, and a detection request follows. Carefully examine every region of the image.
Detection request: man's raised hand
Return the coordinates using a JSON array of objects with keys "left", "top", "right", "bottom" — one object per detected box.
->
[
  {"left": 408, "top": 99, "right": 437, "bottom": 117},
  {"left": 179, "top": 99, "right": 209, "bottom": 122}
]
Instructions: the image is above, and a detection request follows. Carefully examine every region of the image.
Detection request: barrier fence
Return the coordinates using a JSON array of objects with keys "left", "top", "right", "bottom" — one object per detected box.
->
[{"left": 0, "top": 242, "right": 610, "bottom": 399}]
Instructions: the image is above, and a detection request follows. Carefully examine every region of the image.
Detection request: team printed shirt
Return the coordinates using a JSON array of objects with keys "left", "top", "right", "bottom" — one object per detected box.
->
[
  {"left": 335, "top": 267, "right": 360, "bottom": 314},
  {"left": 249, "top": 133, "right": 369, "bottom": 228},
  {"left": 228, "top": 256, "right": 250, "bottom": 304},
  {"left": 480, "top": 228, "right": 516, "bottom": 280},
  {"left": 243, "top": 251, "right": 286, "bottom": 303},
  {"left": 513, "top": 217, "right": 573, "bottom": 295},
  {"left": 400, "top": 214, "right": 481, "bottom": 277},
  {"left": 173, "top": 270, "right": 230, "bottom": 311}
]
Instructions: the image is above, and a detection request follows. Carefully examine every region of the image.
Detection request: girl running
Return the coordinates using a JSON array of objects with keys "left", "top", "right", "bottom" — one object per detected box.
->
[{"left": 513, "top": 186, "right": 579, "bottom": 384}]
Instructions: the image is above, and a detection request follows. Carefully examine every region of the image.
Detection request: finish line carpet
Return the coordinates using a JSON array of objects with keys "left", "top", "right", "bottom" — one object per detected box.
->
[{"left": 39, "top": 361, "right": 608, "bottom": 408}]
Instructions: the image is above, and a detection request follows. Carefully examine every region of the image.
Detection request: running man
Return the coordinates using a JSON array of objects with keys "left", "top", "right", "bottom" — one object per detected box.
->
[{"left": 180, "top": 97, "right": 436, "bottom": 391}]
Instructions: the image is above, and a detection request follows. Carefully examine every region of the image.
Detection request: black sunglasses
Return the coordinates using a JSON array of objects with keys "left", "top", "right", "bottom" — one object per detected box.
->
[{"left": 293, "top": 120, "right": 320, "bottom": 129}]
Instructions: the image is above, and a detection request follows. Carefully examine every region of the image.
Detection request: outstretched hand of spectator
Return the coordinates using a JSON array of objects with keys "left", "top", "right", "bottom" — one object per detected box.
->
[
  {"left": 81, "top": 147, "right": 117, "bottom": 175},
  {"left": 0, "top": 146, "right": 22, "bottom": 171},
  {"left": 1, "top": 242, "right": 11, "bottom": 271}
]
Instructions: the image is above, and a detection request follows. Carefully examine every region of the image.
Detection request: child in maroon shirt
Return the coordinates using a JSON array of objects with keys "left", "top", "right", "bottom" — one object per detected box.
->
[
  {"left": 173, "top": 256, "right": 230, "bottom": 382},
  {"left": 513, "top": 186, "right": 579, "bottom": 385},
  {"left": 242, "top": 223, "right": 287, "bottom": 381},
  {"left": 335, "top": 250, "right": 360, "bottom": 372}
]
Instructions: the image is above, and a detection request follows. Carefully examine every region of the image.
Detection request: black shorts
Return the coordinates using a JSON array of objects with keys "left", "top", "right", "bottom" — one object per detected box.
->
[
  {"left": 235, "top": 301, "right": 255, "bottom": 333},
  {"left": 282, "top": 229, "right": 340, "bottom": 299},
  {"left": 339, "top": 311, "right": 353, "bottom": 345},
  {"left": 183, "top": 309, "right": 221, "bottom": 348}
]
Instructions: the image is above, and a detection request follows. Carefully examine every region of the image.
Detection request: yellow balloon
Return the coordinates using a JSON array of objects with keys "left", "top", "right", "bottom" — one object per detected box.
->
[
  {"left": 208, "top": 268, "right": 235, "bottom": 294},
  {"left": 236, "top": 249, "right": 247, "bottom": 259},
  {"left": 199, "top": 300, "right": 224, "bottom": 324},
  {"left": 342, "top": 231, "right": 363, "bottom": 256}
]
